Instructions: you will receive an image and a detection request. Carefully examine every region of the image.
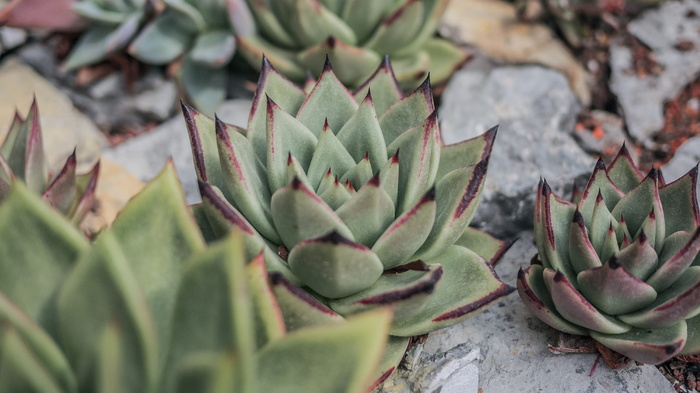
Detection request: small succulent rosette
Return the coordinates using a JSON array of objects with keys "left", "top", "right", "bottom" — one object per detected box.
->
[
  {"left": 518, "top": 146, "right": 700, "bottom": 365},
  {"left": 0, "top": 101, "right": 99, "bottom": 223},
  {"left": 0, "top": 164, "right": 392, "bottom": 393},
  {"left": 236, "top": 0, "right": 467, "bottom": 89},
  {"left": 184, "top": 56, "right": 513, "bottom": 379}
]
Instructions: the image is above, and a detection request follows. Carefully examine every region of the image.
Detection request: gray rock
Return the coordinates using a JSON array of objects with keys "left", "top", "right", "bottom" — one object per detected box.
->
[
  {"left": 609, "top": 0, "right": 700, "bottom": 144},
  {"left": 662, "top": 136, "right": 700, "bottom": 197},
  {"left": 102, "top": 99, "right": 252, "bottom": 204},
  {"left": 381, "top": 232, "right": 675, "bottom": 393},
  {"left": 572, "top": 110, "right": 636, "bottom": 161},
  {"left": 439, "top": 58, "right": 592, "bottom": 237},
  {"left": 0, "top": 27, "right": 27, "bottom": 52}
]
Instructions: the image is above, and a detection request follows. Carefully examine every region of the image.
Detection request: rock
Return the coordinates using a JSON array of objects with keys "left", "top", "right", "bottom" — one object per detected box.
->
[
  {"left": 572, "top": 110, "right": 637, "bottom": 162},
  {"left": 439, "top": 58, "right": 592, "bottom": 237},
  {"left": 381, "top": 232, "right": 676, "bottom": 393},
  {"left": 609, "top": 0, "right": 700, "bottom": 144},
  {"left": 102, "top": 99, "right": 252, "bottom": 204},
  {"left": 130, "top": 75, "right": 178, "bottom": 121},
  {"left": 0, "top": 57, "right": 106, "bottom": 172},
  {"left": 662, "top": 136, "right": 700, "bottom": 197}
]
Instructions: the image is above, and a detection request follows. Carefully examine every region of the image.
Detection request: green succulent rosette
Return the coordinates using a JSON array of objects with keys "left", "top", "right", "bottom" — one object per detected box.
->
[
  {"left": 235, "top": 0, "right": 467, "bottom": 90},
  {"left": 0, "top": 162, "right": 392, "bottom": 393},
  {"left": 518, "top": 146, "right": 700, "bottom": 365},
  {"left": 0, "top": 101, "right": 99, "bottom": 223},
  {"left": 184, "top": 56, "right": 513, "bottom": 359},
  {"left": 63, "top": 0, "right": 156, "bottom": 70}
]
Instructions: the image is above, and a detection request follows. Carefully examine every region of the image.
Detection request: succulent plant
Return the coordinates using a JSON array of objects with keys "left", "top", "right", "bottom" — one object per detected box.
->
[
  {"left": 235, "top": 0, "right": 467, "bottom": 90},
  {"left": 0, "top": 101, "right": 99, "bottom": 223},
  {"left": 185, "top": 56, "right": 513, "bottom": 369},
  {"left": 517, "top": 146, "right": 700, "bottom": 365},
  {"left": 62, "top": 0, "right": 157, "bottom": 70},
  {"left": 129, "top": 0, "right": 252, "bottom": 113},
  {"left": 0, "top": 162, "right": 392, "bottom": 392}
]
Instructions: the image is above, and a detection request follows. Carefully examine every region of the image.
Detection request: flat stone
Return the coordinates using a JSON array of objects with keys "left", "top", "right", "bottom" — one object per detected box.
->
[
  {"left": 102, "top": 99, "right": 252, "bottom": 204},
  {"left": 662, "top": 136, "right": 700, "bottom": 197},
  {"left": 0, "top": 27, "right": 27, "bottom": 52},
  {"left": 609, "top": 0, "right": 700, "bottom": 144},
  {"left": 381, "top": 232, "right": 676, "bottom": 392},
  {"left": 439, "top": 58, "right": 592, "bottom": 237},
  {"left": 0, "top": 57, "right": 106, "bottom": 172}
]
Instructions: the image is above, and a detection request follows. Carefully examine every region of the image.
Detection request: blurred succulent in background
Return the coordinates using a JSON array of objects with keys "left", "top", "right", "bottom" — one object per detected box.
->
[
  {"left": 0, "top": 163, "right": 392, "bottom": 392},
  {"left": 129, "top": 0, "right": 253, "bottom": 113},
  {"left": 186, "top": 57, "right": 513, "bottom": 379},
  {"left": 518, "top": 146, "right": 700, "bottom": 365},
  {"left": 0, "top": 100, "right": 99, "bottom": 223},
  {"left": 236, "top": 0, "right": 467, "bottom": 89},
  {"left": 62, "top": 0, "right": 158, "bottom": 70}
]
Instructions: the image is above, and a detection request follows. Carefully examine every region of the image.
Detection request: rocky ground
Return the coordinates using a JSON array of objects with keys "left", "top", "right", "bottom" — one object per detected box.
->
[{"left": 1, "top": 0, "right": 699, "bottom": 391}]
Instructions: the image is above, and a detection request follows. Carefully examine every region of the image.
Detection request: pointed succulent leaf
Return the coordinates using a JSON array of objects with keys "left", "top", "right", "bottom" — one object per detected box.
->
[
  {"left": 296, "top": 59, "right": 359, "bottom": 137},
  {"left": 0, "top": 182, "right": 88, "bottom": 333},
  {"left": 619, "top": 266, "right": 700, "bottom": 328},
  {"left": 610, "top": 169, "right": 664, "bottom": 242},
  {"left": 352, "top": 56, "right": 403, "bottom": 116},
  {"left": 190, "top": 30, "right": 236, "bottom": 67},
  {"left": 377, "top": 151, "right": 400, "bottom": 207},
  {"left": 266, "top": 98, "right": 318, "bottom": 192},
  {"left": 236, "top": 35, "right": 309, "bottom": 84},
  {"left": 600, "top": 224, "right": 620, "bottom": 263},
  {"left": 289, "top": 0, "right": 357, "bottom": 48},
  {"left": 419, "top": 37, "right": 468, "bottom": 84},
  {"left": 0, "top": 325, "right": 66, "bottom": 393},
  {"left": 371, "top": 336, "right": 410, "bottom": 391},
  {"left": 394, "top": 0, "right": 450, "bottom": 55},
  {"left": 390, "top": 245, "right": 513, "bottom": 336},
  {"left": 576, "top": 257, "right": 658, "bottom": 315},
  {"left": 271, "top": 178, "right": 354, "bottom": 249},
  {"left": 318, "top": 176, "right": 353, "bottom": 210},
  {"left": 616, "top": 231, "right": 658, "bottom": 281},
  {"left": 297, "top": 38, "right": 381, "bottom": 88},
  {"left": 388, "top": 49, "right": 431, "bottom": 89},
  {"left": 681, "top": 313, "right": 700, "bottom": 355},
  {"left": 659, "top": 166, "right": 700, "bottom": 234},
  {"left": 110, "top": 163, "right": 205, "bottom": 363},
  {"left": 269, "top": 272, "right": 344, "bottom": 332},
  {"left": 42, "top": 151, "right": 77, "bottom": 215},
  {"left": 171, "top": 351, "right": 242, "bottom": 393},
  {"left": 57, "top": 232, "right": 159, "bottom": 393},
  {"left": 645, "top": 228, "right": 700, "bottom": 292},
  {"left": 256, "top": 308, "right": 391, "bottom": 393},
  {"left": 247, "top": 57, "right": 307, "bottom": 161},
  {"left": 372, "top": 189, "right": 436, "bottom": 270},
  {"left": 338, "top": 154, "right": 373, "bottom": 190},
  {"left": 18, "top": 102, "right": 46, "bottom": 193},
  {"left": 543, "top": 269, "right": 631, "bottom": 334},
  {"left": 336, "top": 176, "right": 395, "bottom": 247},
  {"left": 414, "top": 160, "right": 488, "bottom": 261},
  {"left": 95, "top": 321, "right": 124, "bottom": 393},
  {"left": 0, "top": 111, "right": 23, "bottom": 158},
  {"left": 363, "top": 0, "right": 424, "bottom": 53},
  {"left": 183, "top": 102, "right": 229, "bottom": 196},
  {"left": 329, "top": 264, "right": 443, "bottom": 320},
  {"left": 246, "top": 253, "right": 286, "bottom": 349},
  {"left": 306, "top": 121, "right": 356, "bottom": 190},
  {"left": 590, "top": 322, "right": 687, "bottom": 365},
  {"left": 606, "top": 145, "right": 644, "bottom": 193},
  {"left": 0, "top": 294, "right": 76, "bottom": 393},
  {"left": 163, "top": 233, "right": 255, "bottom": 393},
  {"left": 568, "top": 211, "right": 602, "bottom": 274},
  {"left": 516, "top": 265, "right": 588, "bottom": 335},
  {"left": 577, "top": 159, "right": 624, "bottom": 220},
  {"left": 244, "top": 0, "right": 295, "bottom": 46},
  {"left": 285, "top": 153, "right": 312, "bottom": 190},
  {"left": 180, "top": 56, "right": 227, "bottom": 115},
  {"left": 436, "top": 126, "right": 497, "bottom": 182},
  {"left": 454, "top": 227, "right": 513, "bottom": 265},
  {"left": 215, "top": 117, "right": 279, "bottom": 243},
  {"left": 340, "top": 0, "right": 395, "bottom": 43},
  {"left": 128, "top": 10, "right": 196, "bottom": 64},
  {"left": 589, "top": 191, "right": 618, "bottom": 258},
  {"left": 387, "top": 111, "right": 439, "bottom": 214},
  {"left": 378, "top": 78, "right": 434, "bottom": 146},
  {"left": 70, "top": 161, "right": 100, "bottom": 224},
  {"left": 336, "top": 92, "right": 387, "bottom": 171},
  {"left": 287, "top": 231, "right": 383, "bottom": 299}
]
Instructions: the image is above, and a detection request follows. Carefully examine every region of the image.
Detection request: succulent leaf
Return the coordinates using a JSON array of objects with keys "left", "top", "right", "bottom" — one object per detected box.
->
[
  {"left": 590, "top": 322, "right": 687, "bottom": 365},
  {"left": 269, "top": 272, "right": 344, "bottom": 332}
]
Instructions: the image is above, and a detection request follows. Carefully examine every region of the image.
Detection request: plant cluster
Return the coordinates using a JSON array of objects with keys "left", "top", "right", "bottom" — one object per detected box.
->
[{"left": 58, "top": 0, "right": 465, "bottom": 113}]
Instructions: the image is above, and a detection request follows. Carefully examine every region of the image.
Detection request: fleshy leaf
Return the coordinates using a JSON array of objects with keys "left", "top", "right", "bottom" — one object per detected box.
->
[
  {"left": 318, "top": 176, "right": 353, "bottom": 210},
  {"left": 289, "top": 0, "right": 357, "bottom": 48},
  {"left": 535, "top": 180, "right": 577, "bottom": 281},
  {"left": 378, "top": 78, "right": 434, "bottom": 146},
  {"left": 352, "top": 56, "right": 403, "bottom": 116},
  {"left": 646, "top": 228, "right": 700, "bottom": 292},
  {"left": 454, "top": 227, "right": 512, "bottom": 265},
  {"left": 606, "top": 145, "right": 644, "bottom": 193},
  {"left": 436, "top": 126, "right": 497, "bottom": 182},
  {"left": 128, "top": 10, "right": 195, "bottom": 64},
  {"left": 543, "top": 269, "right": 631, "bottom": 334},
  {"left": 336, "top": 92, "right": 387, "bottom": 172},
  {"left": 363, "top": 0, "right": 424, "bottom": 53},
  {"left": 577, "top": 159, "right": 624, "bottom": 221},
  {"left": 390, "top": 245, "right": 513, "bottom": 336},
  {"left": 338, "top": 155, "right": 373, "bottom": 190},
  {"left": 516, "top": 265, "right": 588, "bottom": 335},
  {"left": 295, "top": 59, "right": 359, "bottom": 137},
  {"left": 659, "top": 166, "right": 700, "bottom": 234},
  {"left": 189, "top": 30, "right": 236, "bottom": 67},
  {"left": 271, "top": 178, "right": 354, "bottom": 249},
  {"left": 179, "top": 56, "right": 227, "bottom": 115},
  {"left": 568, "top": 211, "right": 602, "bottom": 274},
  {"left": 287, "top": 231, "right": 383, "bottom": 299},
  {"left": 610, "top": 169, "right": 664, "bottom": 242},
  {"left": 590, "top": 322, "right": 686, "bottom": 365},
  {"left": 336, "top": 176, "right": 395, "bottom": 247},
  {"left": 372, "top": 189, "right": 436, "bottom": 270},
  {"left": 42, "top": 151, "right": 77, "bottom": 215},
  {"left": 377, "top": 151, "right": 400, "bottom": 207},
  {"left": 296, "top": 37, "right": 381, "bottom": 86},
  {"left": 616, "top": 231, "right": 658, "bottom": 281},
  {"left": 269, "top": 272, "right": 344, "bottom": 332},
  {"left": 256, "top": 308, "right": 391, "bottom": 393},
  {"left": 306, "top": 121, "right": 356, "bottom": 190},
  {"left": 0, "top": 325, "right": 66, "bottom": 393},
  {"left": 246, "top": 253, "right": 286, "bottom": 349}
]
